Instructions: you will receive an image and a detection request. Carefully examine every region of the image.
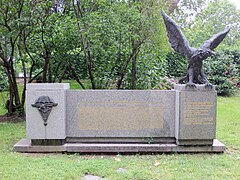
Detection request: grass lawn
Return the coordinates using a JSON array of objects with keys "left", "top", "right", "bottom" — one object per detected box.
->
[{"left": 0, "top": 93, "right": 239, "bottom": 179}]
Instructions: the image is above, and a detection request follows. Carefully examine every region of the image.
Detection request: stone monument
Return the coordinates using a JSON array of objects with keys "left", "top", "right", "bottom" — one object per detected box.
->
[
  {"left": 13, "top": 12, "right": 227, "bottom": 153},
  {"left": 14, "top": 83, "right": 225, "bottom": 153}
]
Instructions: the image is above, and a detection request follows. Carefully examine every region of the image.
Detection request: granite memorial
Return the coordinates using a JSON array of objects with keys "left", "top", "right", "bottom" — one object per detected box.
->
[
  {"left": 14, "top": 12, "right": 228, "bottom": 153},
  {"left": 14, "top": 83, "right": 225, "bottom": 153}
]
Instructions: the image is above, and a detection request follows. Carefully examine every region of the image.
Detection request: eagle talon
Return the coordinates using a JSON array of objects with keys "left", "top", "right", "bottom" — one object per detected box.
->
[
  {"left": 186, "top": 82, "right": 197, "bottom": 89},
  {"left": 205, "top": 83, "right": 213, "bottom": 89}
]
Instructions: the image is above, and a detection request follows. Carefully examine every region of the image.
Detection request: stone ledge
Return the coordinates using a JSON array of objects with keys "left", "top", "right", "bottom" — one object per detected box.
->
[
  {"left": 14, "top": 139, "right": 225, "bottom": 153},
  {"left": 27, "top": 83, "right": 70, "bottom": 90},
  {"left": 174, "top": 84, "right": 216, "bottom": 91}
]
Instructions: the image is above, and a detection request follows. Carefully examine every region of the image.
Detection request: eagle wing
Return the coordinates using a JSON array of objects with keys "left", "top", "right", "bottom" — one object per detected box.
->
[
  {"left": 162, "top": 11, "right": 193, "bottom": 58},
  {"left": 201, "top": 27, "right": 231, "bottom": 50}
]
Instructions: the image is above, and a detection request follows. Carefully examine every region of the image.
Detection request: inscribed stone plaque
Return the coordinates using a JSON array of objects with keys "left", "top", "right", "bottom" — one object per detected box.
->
[
  {"left": 66, "top": 90, "right": 175, "bottom": 138},
  {"left": 183, "top": 101, "right": 214, "bottom": 125},
  {"left": 77, "top": 101, "right": 163, "bottom": 131}
]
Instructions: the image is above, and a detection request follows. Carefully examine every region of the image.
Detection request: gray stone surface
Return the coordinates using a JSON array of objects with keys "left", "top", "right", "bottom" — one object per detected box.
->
[
  {"left": 26, "top": 83, "right": 69, "bottom": 139},
  {"left": 66, "top": 137, "right": 175, "bottom": 144},
  {"left": 174, "top": 84, "right": 216, "bottom": 91},
  {"left": 16, "top": 83, "right": 223, "bottom": 152},
  {"left": 116, "top": 168, "right": 127, "bottom": 174},
  {"left": 14, "top": 138, "right": 226, "bottom": 153},
  {"left": 83, "top": 175, "right": 101, "bottom": 180},
  {"left": 66, "top": 90, "right": 175, "bottom": 138},
  {"left": 27, "top": 83, "right": 69, "bottom": 90},
  {"left": 14, "top": 139, "right": 66, "bottom": 152},
  {"left": 175, "top": 84, "right": 217, "bottom": 145}
]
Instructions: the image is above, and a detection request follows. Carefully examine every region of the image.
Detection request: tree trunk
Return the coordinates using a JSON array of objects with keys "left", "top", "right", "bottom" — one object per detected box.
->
[
  {"left": 8, "top": 83, "right": 14, "bottom": 114},
  {"left": 18, "top": 37, "right": 27, "bottom": 111},
  {"left": 117, "top": 43, "right": 141, "bottom": 89},
  {"left": 73, "top": 0, "right": 96, "bottom": 89},
  {"left": 42, "top": 51, "right": 51, "bottom": 83},
  {"left": 9, "top": 57, "right": 21, "bottom": 108},
  {"left": 4, "top": 60, "right": 23, "bottom": 116},
  {"left": 42, "top": 61, "right": 48, "bottom": 83},
  {"left": 48, "top": 62, "right": 52, "bottom": 83},
  {"left": 131, "top": 53, "right": 137, "bottom": 89}
]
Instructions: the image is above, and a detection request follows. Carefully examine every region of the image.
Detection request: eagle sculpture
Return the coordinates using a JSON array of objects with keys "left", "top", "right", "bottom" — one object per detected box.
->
[{"left": 162, "top": 11, "right": 230, "bottom": 88}]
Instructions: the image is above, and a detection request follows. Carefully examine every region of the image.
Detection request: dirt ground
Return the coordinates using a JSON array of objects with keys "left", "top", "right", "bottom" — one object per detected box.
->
[{"left": 0, "top": 114, "right": 25, "bottom": 123}]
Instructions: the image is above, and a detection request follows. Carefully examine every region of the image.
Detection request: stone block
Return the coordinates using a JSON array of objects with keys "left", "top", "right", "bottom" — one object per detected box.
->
[
  {"left": 14, "top": 138, "right": 225, "bottom": 153},
  {"left": 175, "top": 84, "right": 217, "bottom": 145},
  {"left": 26, "top": 83, "right": 69, "bottom": 140},
  {"left": 66, "top": 90, "right": 175, "bottom": 139},
  {"left": 14, "top": 83, "right": 226, "bottom": 153}
]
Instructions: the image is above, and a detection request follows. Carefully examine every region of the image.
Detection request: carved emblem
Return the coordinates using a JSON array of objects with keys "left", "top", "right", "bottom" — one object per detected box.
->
[{"left": 32, "top": 96, "right": 58, "bottom": 126}]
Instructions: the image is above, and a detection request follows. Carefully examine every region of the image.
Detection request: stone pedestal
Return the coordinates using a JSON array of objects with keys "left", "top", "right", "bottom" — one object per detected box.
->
[
  {"left": 26, "top": 83, "right": 69, "bottom": 142},
  {"left": 14, "top": 83, "right": 225, "bottom": 153},
  {"left": 174, "top": 84, "right": 217, "bottom": 145}
]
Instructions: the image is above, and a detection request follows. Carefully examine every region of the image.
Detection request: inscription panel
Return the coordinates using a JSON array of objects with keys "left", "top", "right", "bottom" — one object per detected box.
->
[
  {"left": 183, "top": 102, "right": 214, "bottom": 125},
  {"left": 66, "top": 90, "right": 176, "bottom": 137},
  {"left": 77, "top": 101, "right": 163, "bottom": 131},
  {"left": 177, "top": 90, "right": 217, "bottom": 141}
]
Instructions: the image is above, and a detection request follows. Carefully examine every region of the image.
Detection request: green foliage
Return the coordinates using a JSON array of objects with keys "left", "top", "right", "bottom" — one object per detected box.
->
[
  {"left": 80, "top": 1, "right": 165, "bottom": 89},
  {"left": 10, "top": 0, "right": 168, "bottom": 89},
  {"left": 0, "top": 68, "right": 8, "bottom": 92},
  {"left": 0, "top": 91, "right": 8, "bottom": 115},
  {"left": 0, "top": 68, "right": 8, "bottom": 112},
  {"left": 1, "top": 0, "right": 239, "bottom": 101},
  {"left": 204, "top": 51, "right": 240, "bottom": 95},
  {"left": 165, "top": 52, "right": 187, "bottom": 78}
]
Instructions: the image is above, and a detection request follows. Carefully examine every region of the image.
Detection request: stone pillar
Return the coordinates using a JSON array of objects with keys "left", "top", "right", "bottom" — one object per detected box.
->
[
  {"left": 26, "top": 83, "right": 69, "bottom": 145},
  {"left": 175, "top": 84, "right": 217, "bottom": 145}
]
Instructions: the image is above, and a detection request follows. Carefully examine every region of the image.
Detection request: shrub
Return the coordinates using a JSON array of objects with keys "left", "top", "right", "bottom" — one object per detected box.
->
[
  {"left": 204, "top": 51, "right": 240, "bottom": 96},
  {"left": 165, "top": 50, "right": 239, "bottom": 95},
  {"left": 165, "top": 52, "right": 187, "bottom": 78}
]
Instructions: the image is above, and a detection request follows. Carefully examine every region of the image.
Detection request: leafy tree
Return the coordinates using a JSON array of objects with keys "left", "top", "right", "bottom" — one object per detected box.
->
[
  {"left": 1, "top": 0, "right": 209, "bottom": 116},
  {"left": 72, "top": 0, "right": 169, "bottom": 89},
  {"left": 0, "top": 0, "right": 32, "bottom": 115},
  {"left": 185, "top": 0, "right": 240, "bottom": 49},
  {"left": 0, "top": 0, "right": 71, "bottom": 115}
]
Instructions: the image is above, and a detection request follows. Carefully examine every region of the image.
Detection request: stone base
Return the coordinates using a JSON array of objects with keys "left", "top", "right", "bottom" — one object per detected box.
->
[
  {"left": 14, "top": 139, "right": 225, "bottom": 153},
  {"left": 177, "top": 139, "right": 214, "bottom": 146},
  {"left": 31, "top": 139, "right": 66, "bottom": 146}
]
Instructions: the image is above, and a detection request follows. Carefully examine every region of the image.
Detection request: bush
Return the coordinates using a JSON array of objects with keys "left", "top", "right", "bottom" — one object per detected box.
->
[
  {"left": 165, "top": 50, "right": 239, "bottom": 95},
  {"left": 165, "top": 52, "right": 187, "bottom": 78},
  {"left": 204, "top": 50, "right": 240, "bottom": 96}
]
